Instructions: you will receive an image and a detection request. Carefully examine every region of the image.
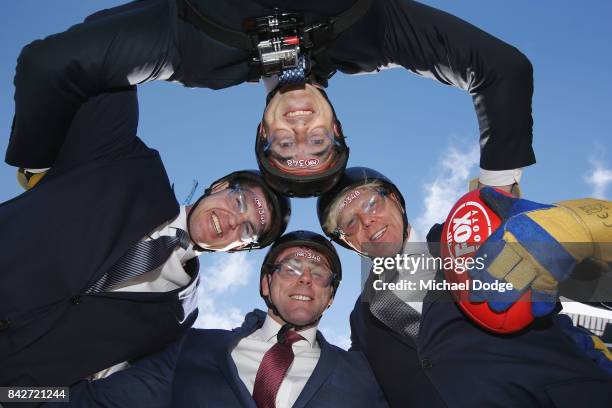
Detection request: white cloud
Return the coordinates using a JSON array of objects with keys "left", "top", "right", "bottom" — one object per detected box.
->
[
  {"left": 319, "top": 326, "right": 351, "bottom": 350},
  {"left": 192, "top": 252, "right": 255, "bottom": 329},
  {"left": 201, "top": 252, "right": 253, "bottom": 294},
  {"left": 585, "top": 154, "right": 612, "bottom": 199},
  {"left": 193, "top": 294, "right": 245, "bottom": 330},
  {"left": 414, "top": 143, "right": 479, "bottom": 236}
]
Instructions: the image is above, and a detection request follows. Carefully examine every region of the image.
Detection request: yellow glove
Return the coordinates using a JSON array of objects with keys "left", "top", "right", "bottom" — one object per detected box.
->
[
  {"left": 17, "top": 167, "right": 48, "bottom": 190},
  {"left": 470, "top": 188, "right": 611, "bottom": 317}
]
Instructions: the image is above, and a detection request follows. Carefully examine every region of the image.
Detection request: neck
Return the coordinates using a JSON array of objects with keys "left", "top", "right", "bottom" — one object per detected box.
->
[{"left": 267, "top": 309, "right": 319, "bottom": 332}]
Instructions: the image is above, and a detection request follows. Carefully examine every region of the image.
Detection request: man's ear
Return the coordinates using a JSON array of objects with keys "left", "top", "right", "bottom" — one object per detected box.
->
[
  {"left": 259, "top": 122, "right": 267, "bottom": 139},
  {"left": 261, "top": 274, "right": 270, "bottom": 297},
  {"left": 327, "top": 292, "right": 335, "bottom": 309}
]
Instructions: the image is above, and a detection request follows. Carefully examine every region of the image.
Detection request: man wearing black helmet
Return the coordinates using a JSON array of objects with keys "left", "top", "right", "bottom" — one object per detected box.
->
[
  {"left": 9, "top": 0, "right": 533, "bottom": 197},
  {"left": 0, "top": 87, "right": 291, "bottom": 388},
  {"left": 169, "top": 230, "right": 387, "bottom": 407},
  {"left": 317, "top": 167, "right": 612, "bottom": 408}
]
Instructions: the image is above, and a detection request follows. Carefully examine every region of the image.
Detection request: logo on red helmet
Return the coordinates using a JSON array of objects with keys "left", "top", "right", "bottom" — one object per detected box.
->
[{"left": 446, "top": 201, "right": 493, "bottom": 263}]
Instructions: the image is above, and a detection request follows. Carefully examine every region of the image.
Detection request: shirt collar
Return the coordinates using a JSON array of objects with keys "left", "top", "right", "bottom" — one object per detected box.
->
[
  {"left": 402, "top": 227, "right": 428, "bottom": 256},
  {"left": 259, "top": 314, "right": 318, "bottom": 348},
  {"left": 174, "top": 206, "right": 196, "bottom": 261}
]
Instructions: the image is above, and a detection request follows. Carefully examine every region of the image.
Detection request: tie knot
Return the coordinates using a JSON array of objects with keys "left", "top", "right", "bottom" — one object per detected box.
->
[
  {"left": 174, "top": 228, "right": 190, "bottom": 250},
  {"left": 282, "top": 329, "right": 305, "bottom": 346}
]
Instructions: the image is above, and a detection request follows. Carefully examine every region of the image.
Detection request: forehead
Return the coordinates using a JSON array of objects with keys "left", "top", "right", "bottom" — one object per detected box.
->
[
  {"left": 240, "top": 184, "right": 273, "bottom": 228},
  {"left": 335, "top": 186, "right": 378, "bottom": 217},
  {"left": 274, "top": 245, "right": 330, "bottom": 265}
]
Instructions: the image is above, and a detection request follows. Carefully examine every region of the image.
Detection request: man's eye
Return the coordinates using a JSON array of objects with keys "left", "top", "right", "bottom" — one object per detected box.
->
[
  {"left": 279, "top": 140, "right": 294, "bottom": 148},
  {"left": 309, "top": 138, "right": 325, "bottom": 145},
  {"left": 234, "top": 193, "right": 247, "bottom": 213}
]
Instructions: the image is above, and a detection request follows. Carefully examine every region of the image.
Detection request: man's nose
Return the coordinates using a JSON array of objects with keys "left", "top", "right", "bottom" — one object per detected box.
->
[
  {"left": 298, "top": 268, "right": 313, "bottom": 285},
  {"left": 286, "top": 114, "right": 313, "bottom": 128},
  {"left": 358, "top": 212, "right": 375, "bottom": 229},
  {"left": 228, "top": 212, "right": 249, "bottom": 229}
]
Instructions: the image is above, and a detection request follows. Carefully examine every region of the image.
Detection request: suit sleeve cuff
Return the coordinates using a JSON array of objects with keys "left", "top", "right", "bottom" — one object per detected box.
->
[{"left": 479, "top": 168, "right": 523, "bottom": 186}]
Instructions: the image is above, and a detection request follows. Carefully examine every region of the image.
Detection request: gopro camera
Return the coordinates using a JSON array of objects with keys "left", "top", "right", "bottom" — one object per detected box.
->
[{"left": 245, "top": 10, "right": 309, "bottom": 79}]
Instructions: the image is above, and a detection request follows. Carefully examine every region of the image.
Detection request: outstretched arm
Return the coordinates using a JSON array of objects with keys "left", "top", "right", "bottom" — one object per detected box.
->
[
  {"left": 44, "top": 341, "right": 182, "bottom": 408},
  {"left": 6, "top": 0, "right": 176, "bottom": 169},
  {"left": 378, "top": 0, "right": 534, "bottom": 185}
]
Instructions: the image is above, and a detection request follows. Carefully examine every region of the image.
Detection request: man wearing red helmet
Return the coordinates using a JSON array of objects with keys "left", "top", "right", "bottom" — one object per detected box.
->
[{"left": 317, "top": 167, "right": 612, "bottom": 408}]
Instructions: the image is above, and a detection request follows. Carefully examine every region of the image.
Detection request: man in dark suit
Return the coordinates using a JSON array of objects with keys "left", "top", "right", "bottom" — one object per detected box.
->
[
  {"left": 317, "top": 167, "right": 612, "bottom": 407},
  {"left": 0, "top": 86, "right": 290, "bottom": 388},
  {"left": 9, "top": 0, "right": 534, "bottom": 196},
  {"left": 52, "top": 231, "right": 388, "bottom": 407},
  {"left": 172, "top": 231, "right": 388, "bottom": 407}
]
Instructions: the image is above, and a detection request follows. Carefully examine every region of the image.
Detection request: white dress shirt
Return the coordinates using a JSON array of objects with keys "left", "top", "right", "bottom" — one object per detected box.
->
[
  {"left": 91, "top": 206, "right": 198, "bottom": 379},
  {"left": 111, "top": 206, "right": 196, "bottom": 292},
  {"left": 231, "top": 314, "right": 321, "bottom": 408}
]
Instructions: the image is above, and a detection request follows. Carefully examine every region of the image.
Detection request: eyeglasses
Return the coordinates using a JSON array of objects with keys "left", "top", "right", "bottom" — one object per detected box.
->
[
  {"left": 264, "top": 127, "right": 337, "bottom": 162},
  {"left": 227, "top": 185, "right": 260, "bottom": 245},
  {"left": 272, "top": 257, "right": 334, "bottom": 288},
  {"left": 335, "top": 189, "right": 388, "bottom": 238}
]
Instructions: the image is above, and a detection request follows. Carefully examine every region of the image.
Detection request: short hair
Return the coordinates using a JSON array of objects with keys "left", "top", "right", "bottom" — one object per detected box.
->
[{"left": 322, "top": 180, "right": 386, "bottom": 234}]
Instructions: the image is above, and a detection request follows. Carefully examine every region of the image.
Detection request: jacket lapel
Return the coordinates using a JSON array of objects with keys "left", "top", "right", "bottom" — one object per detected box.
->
[
  {"left": 216, "top": 310, "right": 264, "bottom": 408},
  {"left": 292, "top": 331, "right": 338, "bottom": 408}
]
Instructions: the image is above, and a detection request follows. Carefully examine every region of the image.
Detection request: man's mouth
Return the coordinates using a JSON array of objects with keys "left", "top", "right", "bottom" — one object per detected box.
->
[
  {"left": 284, "top": 109, "right": 313, "bottom": 118},
  {"left": 290, "top": 294, "right": 313, "bottom": 301},
  {"left": 211, "top": 212, "right": 222, "bottom": 236},
  {"left": 370, "top": 226, "right": 388, "bottom": 241}
]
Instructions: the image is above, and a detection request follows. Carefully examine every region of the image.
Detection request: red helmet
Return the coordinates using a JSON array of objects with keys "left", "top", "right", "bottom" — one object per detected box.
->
[{"left": 440, "top": 188, "right": 534, "bottom": 334}]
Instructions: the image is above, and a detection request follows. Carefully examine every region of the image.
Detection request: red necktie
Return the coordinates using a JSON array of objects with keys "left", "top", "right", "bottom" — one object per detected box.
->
[{"left": 252, "top": 330, "right": 305, "bottom": 408}]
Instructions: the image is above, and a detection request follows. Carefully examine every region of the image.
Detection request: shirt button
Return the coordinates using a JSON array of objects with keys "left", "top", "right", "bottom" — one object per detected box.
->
[
  {"left": 71, "top": 296, "right": 81, "bottom": 305},
  {"left": 421, "top": 358, "right": 433, "bottom": 369},
  {"left": 0, "top": 318, "right": 10, "bottom": 331}
]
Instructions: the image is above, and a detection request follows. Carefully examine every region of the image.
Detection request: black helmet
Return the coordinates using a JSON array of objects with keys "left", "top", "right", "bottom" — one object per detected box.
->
[
  {"left": 188, "top": 170, "right": 291, "bottom": 252},
  {"left": 255, "top": 87, "right": 349, "bottom": 197},
  {"left": 317, "top": 167, "right": 408, "bottom": 252},
  {"left": 260, "top": 230, "right": 342, "bottom": 329}
]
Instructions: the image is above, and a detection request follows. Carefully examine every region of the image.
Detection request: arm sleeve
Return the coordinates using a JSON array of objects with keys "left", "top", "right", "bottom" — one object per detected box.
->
[
  {"left": 45, "top": 341, "right": 182, "bottom": 408},
  {"left": 5, "top": 0, "right": 176, "bottom": 168},
  {"left": 381, "top": 0, "right": 535, "bottom": 171}
]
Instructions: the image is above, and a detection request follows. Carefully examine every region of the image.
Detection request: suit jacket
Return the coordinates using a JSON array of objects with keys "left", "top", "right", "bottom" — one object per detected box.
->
[
  {"left": 0, "top": 88, "right": 197, "bottom": 387},
  {"left": 172, "top": 309, "right": 389, "bottom": 408},
  {"left": 350, "top": 226, "right": 612, "bottom": 407},
  {"left": 9, "top": 0, "right": 534, "bottom": 172}
]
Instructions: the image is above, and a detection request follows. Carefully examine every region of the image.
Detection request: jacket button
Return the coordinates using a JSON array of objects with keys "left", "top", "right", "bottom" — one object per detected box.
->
[
  {"left": 0, "top": 319, "right": 10, "bottom": 331},
  {"left": 71, "top": 296, "right": 81, "bottom": 305},
  {"left": 421, "top": 358, "right": 433, "bottom": 369}
]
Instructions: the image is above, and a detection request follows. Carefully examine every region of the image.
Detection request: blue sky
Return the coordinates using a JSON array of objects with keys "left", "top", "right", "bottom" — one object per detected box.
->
[{"left": 1, "top": 1, "right": 611, "bottom": 347}]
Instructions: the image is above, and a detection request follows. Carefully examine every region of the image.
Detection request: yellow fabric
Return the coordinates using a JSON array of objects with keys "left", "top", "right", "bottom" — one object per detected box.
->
[
  {"left": 16, "top": 168, "right": 47, "bottom": 190},
  {"left": 591, "top": 335, "right": 612, "bottom": 361},
  {"left": 488, "top": 230, "right": 556, "bottom": 293},
  {"left": 525, "top": 206, "right": 594, "bottom": 262},
  {"left": 557, "top": 199, "right": 612, "bottom": 262}
]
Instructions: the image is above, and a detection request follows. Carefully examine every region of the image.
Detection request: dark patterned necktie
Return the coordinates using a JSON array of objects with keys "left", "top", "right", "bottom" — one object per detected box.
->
[
  {"left": 86, "top": 228, "right": 190, "bottom": 293},
  {"left": 252, "top": 329, "right": 305, "bottom": 408},
  {"left": 366, "top": 263, "right": 422, "bottom": 341}
]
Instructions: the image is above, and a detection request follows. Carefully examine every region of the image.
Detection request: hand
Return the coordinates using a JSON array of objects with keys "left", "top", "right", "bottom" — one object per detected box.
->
[
  {"left": 468, "top": 187, "right": 597, "bottom": 317},
  {"left": 17, "top": 167, "right": 47, "bottom": 190}
]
